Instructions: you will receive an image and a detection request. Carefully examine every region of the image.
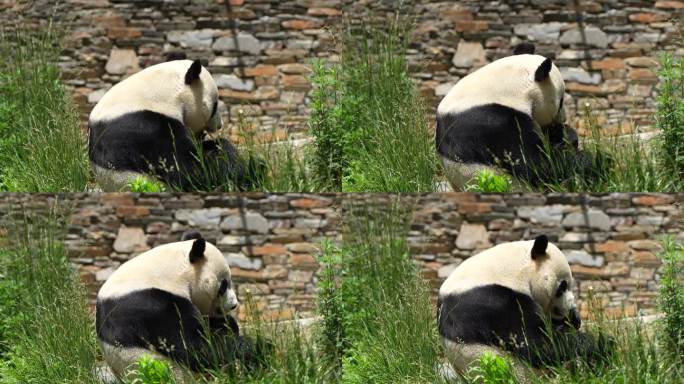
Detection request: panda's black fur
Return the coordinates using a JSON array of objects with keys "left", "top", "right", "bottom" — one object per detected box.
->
[
  {"left": 438, "top": 284, "right": 580, "bottom": 367},
  {"left": 436, "top": 42, "right": 597, "bottom": 186}
]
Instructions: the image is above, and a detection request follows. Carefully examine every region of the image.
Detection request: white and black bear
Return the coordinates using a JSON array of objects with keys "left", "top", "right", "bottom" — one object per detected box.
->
[
  {"left": 96, "top": 232, "right": 263, "bottom": 382},
  {"left": 438, "top": 235, "right": 608, "bottom": 380},
  {"left": 88, "top": 54, "right": 254, "bottom": 191},
  {"left": 436, "top": 43, "right": 592, "bottom": 190}
]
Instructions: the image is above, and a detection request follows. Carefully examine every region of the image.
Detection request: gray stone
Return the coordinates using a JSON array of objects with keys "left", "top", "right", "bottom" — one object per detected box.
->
[
  {"left": 636, "top": 216, "right": 664, "bottom": 226},
  {"left": 294, "top": 218, "right": 327, "bottom": 229},
  {"left": 210, "top": 57, "right": 240, "bottom": 67},
  {"left": 212, "top": 33, "right": 261, "bottom": 55},
  {"left": 560, "top": 67, "right": 602, "bottom": 85},
  {"left": 88, "top": 88, "right": 108, "bottom": 104},
  {"left": 438, "top": 263, "right": 460, "bottom": 279},
  {"left": 113, "top": 227, "right": 148, "bottom": 253},
  {"left": 167, "top": 29, "right": 215, "bottom": 48},
  {"left": 174, "top": 208, "right": 224, "bottom": 227},
  {"left": 95, "top": 267, "right": 116, "bottom": 282},
  {"left": 456, "top": 224, "right": 491, "bottom": 250},
  {"left": 105, "top": 49, "right": 139, "bottom": 75},
  {"left": 517, "top": 205, "right": 568, "bottom": 224},
  {"left": 559, "top": 27, "right": 609, "bottom": 48},
  {"left": 561, "top": 232, "right": 590, "bottom": 242},
  {"left": 435, "top": 82, "right": 455, "bottom": 97},
  {"left": 562, "top": 210, "right": 611, "bottom": 231},
  {"left": 221, "top": 212, "right": 269, "bottom": 234},
  {"left": 452, "top": 42, "right": 486, "bottom": 68},
  {"left": 214, "top": 74, "right": 255, "bottom": 91},
  {"left": 227, "top": 253, "right": 262, "bottom": 270},
  {"left": 565, "top": 250, "right": 604, "bottom": 267},
  {"left": 514, "top": 23, "right": 563, "bottom": 43},
  {"left": 286, "top": 39, "right": 316, "bottom": 50}
]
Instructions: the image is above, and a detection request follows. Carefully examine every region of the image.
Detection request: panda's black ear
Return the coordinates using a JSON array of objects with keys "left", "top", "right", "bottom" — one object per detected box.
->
[
  {"left": 185, "top": 59, "right": 202, "bottom": 85},
  {"left": 535, "top": 58, "right": 553, "bottom": 82},
  {"left": 513, "top": 42, "right": 535, "bottom": 55},
  {"left": 531, "top": 234, "right": 548, "bottom": 260},
  {"left": 189, "top": 238, "right": 206, "bottom": 264},
  {"left": 181, "top": 230, "right": 203, "bottom": 241}
]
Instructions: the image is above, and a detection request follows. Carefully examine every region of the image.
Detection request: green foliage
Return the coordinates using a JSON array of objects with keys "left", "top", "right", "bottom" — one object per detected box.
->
[
  {"left": 128, "top": 176, "right": 167, "bottom": 193},
  {"left": 658, "top": 239, "right": 684, "bottom": 359},
  {"left": 0, "top": 23, "right": 91, "bottom": 191},
  {"left": 308, "top": 11, "right": 438, "bottom": 192},
  {"left": 655, "top": 53, "right": 684, "bottom": 183},
  {"left": 308, "top": 61, "right": 345, "bottom": 190},
  {"left": 465, "top": 353, "right": 518, "bottom": 384},
  {"left": 317, "top": 199, "right": 446, "bottom": 383},
  {"left": 125, "top": 356, "right": 176, "bottom": 384},
  {"left": 0, "top": 206, "right": 99, "bottom": 384},
  {"left": 465, "top": 170, "right": 512, "bottom": 193}
]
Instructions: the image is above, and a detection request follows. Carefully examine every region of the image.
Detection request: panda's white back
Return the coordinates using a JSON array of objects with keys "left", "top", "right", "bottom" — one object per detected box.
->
[
  {"left": 437, "top": 54, "right": 564, "bottom": 124},
  {"left": 439, "top": 240, "right": 534, "bottom": 297},
  {"left": 98, "top": 240, "right": 197, "bottom": 300},
  {"left": 90, "top": 60, "right": 202, "bottom": 124}
]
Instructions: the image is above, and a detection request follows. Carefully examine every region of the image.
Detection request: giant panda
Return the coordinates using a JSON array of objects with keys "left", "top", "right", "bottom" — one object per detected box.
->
[
  {"left": 88, "top": 56, "right": 250, "bottom": 192},
  {"left": 438, "top": 235, "right": 585, "bottom": 380},
  {"left": 96, "top": 233, "right": 260, "bottom": 382},
  {"left": 436, "top": 43, "right": 585, "bottom": 190}
]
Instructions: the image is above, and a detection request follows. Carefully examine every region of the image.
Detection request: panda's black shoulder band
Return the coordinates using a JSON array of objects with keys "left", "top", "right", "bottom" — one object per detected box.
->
[
  {"left": 189, "top": 238, "right": 206, "bottom": 263},
  {"left": 531, "top": 234, "right": 548, "bottom": 259},
  {"left": 535, "top": 58, "right": 552, "bottom": 82},
  {"left": 185, "top": 59, "right": 202, "bottom": 85}
]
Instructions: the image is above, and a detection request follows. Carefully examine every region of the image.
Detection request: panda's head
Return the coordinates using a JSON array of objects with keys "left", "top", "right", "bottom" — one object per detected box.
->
[
  {"left": 516, "top": 51, "right": 566, "bottom": 129},
  {"left": 184, "top": 235, "right": 238, "bottom": 316},
  {"left": 177, "top": 59, "right": 223, "bottom": 134},
  {"left": 528, "top": 235, "right": 580, "bottom": 329}
]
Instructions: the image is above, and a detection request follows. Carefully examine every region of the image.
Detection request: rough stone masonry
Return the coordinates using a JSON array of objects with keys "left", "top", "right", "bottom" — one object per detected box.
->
[
  {"left": 0, "top": 193, "right": 682, "bottom": 320},
  {"left": 1, "top": 0, "right": 683, "bottom": 145}
]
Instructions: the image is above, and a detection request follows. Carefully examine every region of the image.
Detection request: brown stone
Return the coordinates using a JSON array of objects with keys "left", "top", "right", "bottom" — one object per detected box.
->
[
  {"left": 281, "top": 75, "right": 311, "bottom": 91},
  {"left": 632, "top": 251, "right": 661, "bottom": 266},
  {"left": 586, "top": 58, "right": 625, "bottom": 70},
  {"left": 278, "top": 63, "right": 312, "bottom": 74},
  {"left": 632, "top": 195, "right": 675, "bottom": 206},
  {"left": 594, "top": 241, "right": 629, "bottom": 254},
  {"left": 102, "top": 193, "right": 135, "bottom": 207},
  {"left": 107, "top": 27, "right": 142, "bottom": 39},
  {"left": 247, "top": 244, "right": 288, "bottom": 256},
  {"left": 629, "top": 68, "right": 657, "bottom": 83},
  {"left": 566, "top": 80, "right": 626, "bottom": 95},
  {"left": 624, "top": 57, "right": 658, "bottom": 68},
  {"left": 455, "top": 20, "right": 489, "bottom": 32},
  {"left": 290, "top": 198, "right": 332, "bottom": 209},
  {"left": 220, "top": 87, "right": 279, "bottom": 101},
  {"left": 281, "top": 19, "right": 324, "bottom": 30},
  {"left": 628, "top": 13, "right": 669, "bottom": 23},
  {"left": 243, "top": 65, "right": 278, "bottom": 77},
  {"left": 458, "top": 202, "right": 492, "bottom": 214},
  {"left": 307, "top": 7, "right": 342, "bottom": 17},
  {"left": 290, "top": 254, "right": 319, "bottom": 269},
  {"left": 656, "top": 0, "right": 684, "bottom": 8},
  {"left": 116, "top": 206, "right": 150, "bottom": 218},
  {"left": 92, "top": 14, "right": 125, "bottom": 28}
]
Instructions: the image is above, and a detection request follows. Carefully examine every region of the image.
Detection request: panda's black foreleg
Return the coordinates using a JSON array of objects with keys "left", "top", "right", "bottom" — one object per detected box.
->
[{"left": 205, "top": 315, "right": 273, "bottom": 372}]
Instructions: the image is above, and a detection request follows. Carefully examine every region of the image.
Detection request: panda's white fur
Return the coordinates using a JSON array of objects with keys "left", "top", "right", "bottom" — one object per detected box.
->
[
  {"left": 438, "top": 235, "right": 579, "bottom": 381},
  {"left": 96, "top": 236, "right": 238, "bottom": 383},
  {"left": 90, "top": 59, "right": 222, "bottom": 135},
  {"left": 437, "top": 54, "right": 565, "bottom": 128},
  {"left": 435, "top": 47, "right": 574, "bottom": 190}
]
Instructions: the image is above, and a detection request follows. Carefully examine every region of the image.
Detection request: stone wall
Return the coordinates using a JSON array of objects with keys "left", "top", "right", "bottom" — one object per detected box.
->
[
  {"left": 2, "top": 1, "right": 682, "bottom": 145},
  {"left": 1, "top": 193, "right": 682, "bottom": 320}
]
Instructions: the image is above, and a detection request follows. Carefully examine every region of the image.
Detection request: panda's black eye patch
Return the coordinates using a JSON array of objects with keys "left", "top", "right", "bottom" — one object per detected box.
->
[
  {"left": 218, "top": 279, "right": 228, "bottom": 296},
  {"left": 556, "top": 280, "right": 568, "bottom": 298}
]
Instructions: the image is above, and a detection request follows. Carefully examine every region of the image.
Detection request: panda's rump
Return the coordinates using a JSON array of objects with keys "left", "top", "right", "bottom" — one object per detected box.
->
[
  {"left": 96, "top": 288, "right": 203, "bottom": 363},
  {"left": 436, "top": 103, "right": 543, "bottom": 168},
  {"left": 438, "top": 284, "right": 545, "bottom": 352},
  {"left": 88, "top": 110, "right": 196, "bottom": 180}
]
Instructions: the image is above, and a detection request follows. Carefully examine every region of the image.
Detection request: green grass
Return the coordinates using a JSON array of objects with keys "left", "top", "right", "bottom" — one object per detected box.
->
[
  {"left": 0, "top": 23, "right": 91, "bottom": 192},
  {"left": 317, "top": 198, "right": 447, "bottom": 383},
  {"left": 0, "top": 206, "right": 100, "bottom": 384},
  {"left": 309, "top": 12, "right": 439, "bottom": 193}
]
